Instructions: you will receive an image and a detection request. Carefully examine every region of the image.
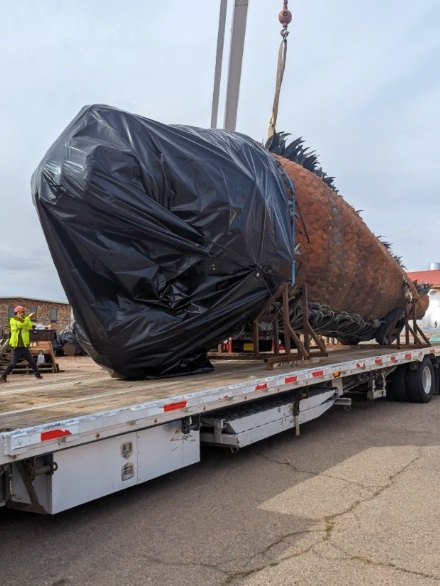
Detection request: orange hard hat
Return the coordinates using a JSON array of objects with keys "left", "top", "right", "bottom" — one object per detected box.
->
[{"left": 14, "top": 305, "right": 25, "bottom": 313}]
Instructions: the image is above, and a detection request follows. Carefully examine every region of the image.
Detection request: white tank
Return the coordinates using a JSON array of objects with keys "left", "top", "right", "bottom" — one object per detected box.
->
[
  {"left": 429, "top": 262, "right": 440, "bottom": 270},
  {"left": 419, "top": 289, "right": 440, "bottom": 330}
]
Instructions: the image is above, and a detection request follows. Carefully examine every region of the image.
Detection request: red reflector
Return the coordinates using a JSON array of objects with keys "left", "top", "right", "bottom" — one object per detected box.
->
[
  {"left": 375, "top": 359, "right": 382, "bottom": 365},
  {"left": 41, "top": 429, "right": 72, "bottom": 441},
  {"left": 164, "top": 401, "right": 187, "bottom": 412},
  {"left": 312, "top": 370, "right": 324, "bottom": 377},
  {"left": 405, "top": 353, "right": 412, "bottom": 359},
  {"left": 390, "top": 356, "right": 396, "bottom": 361},
  {"left": 255, "top": 383, "right": 268, "bottom": 391},
  {"left": 285, "top": 375, "right": 298, "bottom": 384}
]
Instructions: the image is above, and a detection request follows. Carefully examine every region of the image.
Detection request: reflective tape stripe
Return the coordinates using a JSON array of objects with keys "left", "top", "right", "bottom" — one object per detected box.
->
[
  {"left": 255, "top": 383, "right": 268, "bottom": 391},
  {"left": 41, "top": 429, "right": 72, "bottom": 441},
  {"left": 285, "top": 375, "right": 298, "bottom": 384},
  {"left": 164, "top": 401, "right": 187, "bottom": 412}
]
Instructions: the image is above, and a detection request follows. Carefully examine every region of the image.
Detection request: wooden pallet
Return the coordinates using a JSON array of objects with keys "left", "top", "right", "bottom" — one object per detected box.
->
[{"left": 0, "top": 341, "right": 59, "bottom": 374}]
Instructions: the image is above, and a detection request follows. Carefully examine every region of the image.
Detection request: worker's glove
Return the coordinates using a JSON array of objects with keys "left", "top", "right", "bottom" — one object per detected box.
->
[
  {"left": 15, "top": 316, "right": 24, "bottom": 322},
  {"left": 28, "top": 312, "right": 37, "bottom": 319}
]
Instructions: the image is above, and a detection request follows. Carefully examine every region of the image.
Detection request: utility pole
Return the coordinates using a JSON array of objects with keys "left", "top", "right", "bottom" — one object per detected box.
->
[
  {"left": 223, "top": 0, "right": 249, "bottom": 132},
  {"left": 211, "top": 0, "right": 228, "bottom": 128}
]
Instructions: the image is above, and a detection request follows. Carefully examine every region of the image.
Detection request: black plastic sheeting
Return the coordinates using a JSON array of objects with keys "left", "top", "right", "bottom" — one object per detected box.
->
[
  {"left": 53, "top": 322, "right": 86, "bottom": 356},
  {"left": 32, "top": 105, "right": 295, "bottom": 379}
]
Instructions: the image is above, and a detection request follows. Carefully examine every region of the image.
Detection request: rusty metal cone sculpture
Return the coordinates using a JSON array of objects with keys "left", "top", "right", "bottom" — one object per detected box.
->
[{"left": 267, "top": 133, "right": 429, "bottom": 344}]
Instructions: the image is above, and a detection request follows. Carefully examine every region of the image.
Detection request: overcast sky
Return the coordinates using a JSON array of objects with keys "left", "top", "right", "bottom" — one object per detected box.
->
[{"left": 1, "top": 0, "right": 439, "bottom": 302}]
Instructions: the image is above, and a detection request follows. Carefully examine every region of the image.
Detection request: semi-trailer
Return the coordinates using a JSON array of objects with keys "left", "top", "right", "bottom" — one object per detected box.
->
[{"left": 1, "top": 345, "right": 438, "bottom": 514}]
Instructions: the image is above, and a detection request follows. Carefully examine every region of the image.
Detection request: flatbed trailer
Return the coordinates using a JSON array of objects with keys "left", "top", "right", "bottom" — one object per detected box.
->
[{"left": 1, "top": 345, "right": 439, "bottom": 514}]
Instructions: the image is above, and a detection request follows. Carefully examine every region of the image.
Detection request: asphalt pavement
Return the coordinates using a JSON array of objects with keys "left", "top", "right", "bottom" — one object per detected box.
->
[{"left": 2, "top": 391, "right": 440, "bottom": 586}]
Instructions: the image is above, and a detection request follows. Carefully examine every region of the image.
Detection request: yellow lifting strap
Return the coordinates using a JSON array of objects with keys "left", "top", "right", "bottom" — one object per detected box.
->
[{"left": 268, "top": 2, "right": 293, "bottom": 141}]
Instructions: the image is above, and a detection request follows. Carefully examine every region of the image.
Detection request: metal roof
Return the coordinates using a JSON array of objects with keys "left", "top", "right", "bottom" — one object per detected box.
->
[{"left": 407, "top": 270, "right": 440, "bottom": 287}]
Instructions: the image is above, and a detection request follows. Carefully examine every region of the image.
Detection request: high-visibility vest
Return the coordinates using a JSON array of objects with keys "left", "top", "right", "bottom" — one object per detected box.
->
[{"left": 8, "top": 316, "right": 33, "bottom": 348}]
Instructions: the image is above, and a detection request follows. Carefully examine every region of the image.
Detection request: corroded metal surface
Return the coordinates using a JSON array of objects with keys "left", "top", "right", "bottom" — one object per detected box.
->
[{"left": 275, "top": 156, "right": 428, "bottom": 322}]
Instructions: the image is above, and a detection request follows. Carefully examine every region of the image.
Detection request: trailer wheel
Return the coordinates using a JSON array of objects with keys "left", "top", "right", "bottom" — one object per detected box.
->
[
  {"left": 406, "top": 358, "right": 434, "bottom": 403},
  {"left": 433, "top": 362, "right": 440, "bottom": 395},
  {"left": 390, "top": 364, "right": 409, "bottom": 402}
]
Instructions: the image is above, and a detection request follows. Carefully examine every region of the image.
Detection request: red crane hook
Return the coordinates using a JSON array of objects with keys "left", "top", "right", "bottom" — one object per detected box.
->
[{"left": 279, "top": 1, "right": 292, "bottom": 37}]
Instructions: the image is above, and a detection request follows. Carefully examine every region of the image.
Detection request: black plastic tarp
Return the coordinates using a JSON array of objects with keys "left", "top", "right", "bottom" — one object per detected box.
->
[
  {"left": 32, "top": 105, "right": 294, "bottom": 378},
  {"left": 53, "top": 322, "right": 86, "bottom": 356}
]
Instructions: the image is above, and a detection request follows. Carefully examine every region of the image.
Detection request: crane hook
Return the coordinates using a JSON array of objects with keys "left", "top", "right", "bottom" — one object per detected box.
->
[
  {"left": 279, "top": 1, "right": 293, "bottom": 38},
  {"left": 268, "top": 1, "right": 293, "bottom": 140}
]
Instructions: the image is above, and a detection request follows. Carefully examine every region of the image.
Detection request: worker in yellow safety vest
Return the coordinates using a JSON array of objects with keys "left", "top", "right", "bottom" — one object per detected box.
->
[{"left": 1, "top": 306, "right": 43, "bottom": 382}]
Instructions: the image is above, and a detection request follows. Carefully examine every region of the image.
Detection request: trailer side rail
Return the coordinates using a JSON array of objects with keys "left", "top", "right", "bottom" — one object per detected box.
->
[{"left": 1, "top": 346, "right": 437, "bottom": 465}]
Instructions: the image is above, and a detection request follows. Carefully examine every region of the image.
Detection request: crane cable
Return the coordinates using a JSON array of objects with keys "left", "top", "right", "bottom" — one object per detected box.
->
[{"left": 268, "top": 1, "right": 292, "bottom": 141}]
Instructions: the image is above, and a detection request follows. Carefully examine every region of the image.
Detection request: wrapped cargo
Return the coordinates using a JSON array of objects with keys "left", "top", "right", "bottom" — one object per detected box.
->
[
  {"left": 53, "top": 322, "right": 86, "bottom": 356},
  {"left": 32, "top": 105, "right": 428, "bottom": 378},
  {"left": 32, "top": 105, "right": 294, "bottom": 378}
]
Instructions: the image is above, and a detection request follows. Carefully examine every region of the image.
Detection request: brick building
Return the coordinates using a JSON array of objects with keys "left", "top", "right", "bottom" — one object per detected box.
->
[{"left": 0, "top": 297, "right": 72, "bottom": 336}]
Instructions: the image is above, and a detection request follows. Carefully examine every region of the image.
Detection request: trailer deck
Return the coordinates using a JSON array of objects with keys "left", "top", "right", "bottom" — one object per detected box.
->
[
  {"left": 1, "top": 346, "right": 437, "bottom": 433},
  {"left": 0, "top": 349, "right": 405, "bottom": 431}
]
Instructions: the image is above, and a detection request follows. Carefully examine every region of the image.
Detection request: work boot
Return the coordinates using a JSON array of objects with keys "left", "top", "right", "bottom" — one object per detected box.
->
[
  {"left": 1, "top": 374, "right": 8, "bottom": 383},
  {"left": 35, "top": 374, "right": 43, "bottom": 380}
]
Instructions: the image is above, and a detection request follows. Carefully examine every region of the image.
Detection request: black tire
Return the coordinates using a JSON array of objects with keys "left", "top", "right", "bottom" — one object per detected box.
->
[
  {"left": 433, "top": 363, "right": 440, "bottom": 395},
  {"left": 390, "top": 364, "right": 409, "bottom": 402},
  {"left": 406, "top": 358, "right": 434, "bottom": 403}
]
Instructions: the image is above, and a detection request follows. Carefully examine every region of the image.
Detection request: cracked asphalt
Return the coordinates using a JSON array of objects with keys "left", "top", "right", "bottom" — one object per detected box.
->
[{"left": 2, "top": 393, "right": 440, "bottom": 586}]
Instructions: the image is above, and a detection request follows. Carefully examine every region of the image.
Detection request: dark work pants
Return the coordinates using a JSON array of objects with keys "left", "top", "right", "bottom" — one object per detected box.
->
[{"left": 4, "top": 347, "right": 40, "bottom": 376}]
